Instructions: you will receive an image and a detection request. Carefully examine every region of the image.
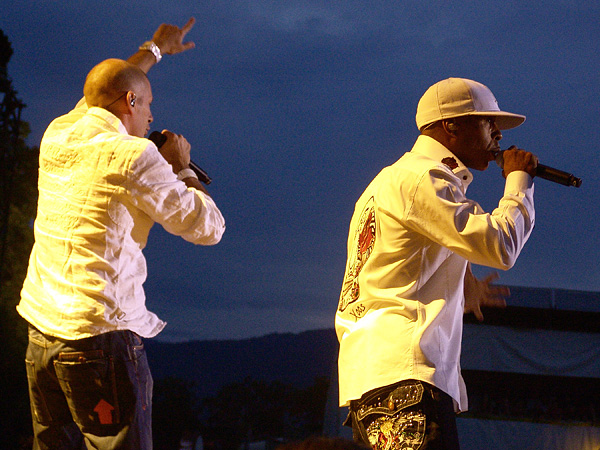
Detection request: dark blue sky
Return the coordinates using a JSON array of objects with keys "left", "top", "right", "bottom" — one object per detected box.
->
[{"left": 2, "top": 1, "right": 599, "bottom": 342}]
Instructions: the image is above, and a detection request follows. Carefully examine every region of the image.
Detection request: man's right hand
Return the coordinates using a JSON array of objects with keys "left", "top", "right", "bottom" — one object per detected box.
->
[
  {"left": 157, "top": 130, "right": 211, "bottom": 195},
  {"left": 157, "top": 130, "right": 191, "bottom": 174},
  {"left": 502, "top": 146, "right": 538, "bottom": 178}
]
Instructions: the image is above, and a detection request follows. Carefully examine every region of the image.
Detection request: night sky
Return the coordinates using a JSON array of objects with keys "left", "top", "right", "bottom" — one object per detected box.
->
[{"left": 2, "top": 1, "right": 599, "bottom": 342}]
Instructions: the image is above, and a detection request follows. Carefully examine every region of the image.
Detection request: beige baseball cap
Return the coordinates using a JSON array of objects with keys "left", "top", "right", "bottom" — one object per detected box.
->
[{"left": 416, "top": 77, "right": 526, "bottom": 131}]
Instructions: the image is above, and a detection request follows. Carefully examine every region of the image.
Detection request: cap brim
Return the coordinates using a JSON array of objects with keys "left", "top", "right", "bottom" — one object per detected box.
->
[
  {"left": 470, "top": 111, "right": 526, "bottom": 130},
  {"left": 417, "top": 111, "right": 526, "bottom": 131}
]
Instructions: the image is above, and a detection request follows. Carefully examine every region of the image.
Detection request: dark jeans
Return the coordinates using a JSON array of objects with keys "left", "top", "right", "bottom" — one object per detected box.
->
[
  {"left": 25, "top": 326, "right": 153, "bottom": 450},
  {"left": 347, "top": 380, "right": 460, "bottom": 450}
]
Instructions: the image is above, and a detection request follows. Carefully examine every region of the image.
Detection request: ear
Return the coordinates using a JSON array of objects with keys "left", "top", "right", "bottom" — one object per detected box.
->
[
  {"left": 441, "top": 120, "right": 461, "bottom": 143},
  {"left": 443, "top": 120, "right": 459, "bottom": 134},
  {"left": 126, "top": 91, "right": 136, "bottom": 110}
]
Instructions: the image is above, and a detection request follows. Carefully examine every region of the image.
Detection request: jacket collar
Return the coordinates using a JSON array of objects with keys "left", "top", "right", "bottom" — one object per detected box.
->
[
  {"left": 86, "top": 106, "right": 129, "bottom": 136},
  {"left": 411, "top": 135, "right": 473, "bottom": 190}
]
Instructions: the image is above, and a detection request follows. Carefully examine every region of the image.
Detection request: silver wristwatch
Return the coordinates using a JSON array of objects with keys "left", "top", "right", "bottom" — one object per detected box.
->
[{"left": 139, "top": 41, "right": 162, "bottom": 63}]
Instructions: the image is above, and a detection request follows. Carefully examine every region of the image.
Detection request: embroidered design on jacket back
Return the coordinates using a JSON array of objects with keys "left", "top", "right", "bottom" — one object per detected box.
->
[{"left": 338, "top": 197, "right": 376, "bottom": 312}]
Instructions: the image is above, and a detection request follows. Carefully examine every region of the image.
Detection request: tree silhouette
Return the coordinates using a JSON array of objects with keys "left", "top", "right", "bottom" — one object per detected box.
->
[
  {"left": 153, "top": 377, "right": 202, "bottom": 450},
  {"left": 0, "top": 28, "right": 39, "bottom": 449},
  {"left": 200, "top": 376, "right": 330, "bottom": 449}
]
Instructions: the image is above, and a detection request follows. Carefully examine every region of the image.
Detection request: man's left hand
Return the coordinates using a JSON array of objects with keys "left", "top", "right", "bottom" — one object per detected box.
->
[
  {"left": 152, "top": 17, "right": 196, "bottom": 55},
  {"left": 464, "top": 270, "right": 508, "bottom": 321}
]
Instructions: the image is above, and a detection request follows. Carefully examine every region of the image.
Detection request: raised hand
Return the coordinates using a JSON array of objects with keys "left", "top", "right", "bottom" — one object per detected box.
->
[{"left": 152, "top": 17, "right": 196, "bottom": 55}]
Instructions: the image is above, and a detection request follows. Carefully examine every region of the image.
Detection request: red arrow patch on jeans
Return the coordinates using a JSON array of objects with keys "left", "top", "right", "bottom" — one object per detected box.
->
[{"left": 94, "top": 399, "right": 115, "bottom": 424}]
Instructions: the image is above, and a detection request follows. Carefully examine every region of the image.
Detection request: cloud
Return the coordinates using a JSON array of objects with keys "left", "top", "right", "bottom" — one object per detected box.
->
[{"left": 248, "top": 2, "right": 355, "bottom": 36}]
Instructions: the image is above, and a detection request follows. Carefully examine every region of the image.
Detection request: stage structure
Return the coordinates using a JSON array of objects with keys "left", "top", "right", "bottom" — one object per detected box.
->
[{"left": 324, "top": 286, "right": 600, "bottom": 450}]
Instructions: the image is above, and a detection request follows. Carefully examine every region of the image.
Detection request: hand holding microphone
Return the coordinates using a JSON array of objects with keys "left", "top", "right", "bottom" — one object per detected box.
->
[
  {"left": 149, "top": 131, "right": 212, "bottom": 185},
  {"left": 495, "top": 147, "right": 581, "bottom": 188}
]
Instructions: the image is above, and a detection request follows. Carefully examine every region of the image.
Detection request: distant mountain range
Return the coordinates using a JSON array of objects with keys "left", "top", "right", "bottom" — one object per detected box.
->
[
  {"left": 145, "top": 288, "right": 600, "bottom": 401},
  {"left": 145, "top": 328, "right": 339, "bottom": 399}
]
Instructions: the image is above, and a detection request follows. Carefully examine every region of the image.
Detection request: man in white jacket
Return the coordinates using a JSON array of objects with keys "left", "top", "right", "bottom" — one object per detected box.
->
[
  {"left": 336, "top": 77, "right": 537, "bottom": 450},
  {"left": 18, "top": 18, "right": 225, "bottom": 449}
]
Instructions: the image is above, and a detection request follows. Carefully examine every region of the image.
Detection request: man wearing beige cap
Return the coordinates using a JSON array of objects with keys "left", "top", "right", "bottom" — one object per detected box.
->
[{"left": 335, "top": 78, "right": 537, "bottom": 449}]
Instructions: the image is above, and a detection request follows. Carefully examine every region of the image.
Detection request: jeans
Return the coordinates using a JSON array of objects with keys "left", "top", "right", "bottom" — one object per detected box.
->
[
  {"left": 347, "top": 380, "right": 460, "bottom": 450},
  {"left": 25, "top": 326, "right": 153, "bottom": 450}
]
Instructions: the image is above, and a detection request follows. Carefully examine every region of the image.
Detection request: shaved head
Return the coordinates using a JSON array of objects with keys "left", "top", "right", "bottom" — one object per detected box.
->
[{"left": 83, "top": 58, "right": 149, "bottom": 109}]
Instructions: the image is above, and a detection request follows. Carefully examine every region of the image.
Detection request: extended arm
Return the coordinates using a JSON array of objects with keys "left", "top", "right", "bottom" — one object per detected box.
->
[{"left": 125, "top": 18, "right": 211, "bottom": 195}]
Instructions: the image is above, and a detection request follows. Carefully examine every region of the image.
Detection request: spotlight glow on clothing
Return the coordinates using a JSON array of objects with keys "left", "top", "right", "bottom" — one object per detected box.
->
[{"left": 18, "top": 100, "right": 225, "bottom": 340}]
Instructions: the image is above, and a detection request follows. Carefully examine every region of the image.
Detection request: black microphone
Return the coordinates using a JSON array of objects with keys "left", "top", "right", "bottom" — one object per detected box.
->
[
  {"left": 495, "top": 151, "right": 581, "bottom": 188},
  {"left": 148, "top": 131, "right": 212, "bottom": 185}
]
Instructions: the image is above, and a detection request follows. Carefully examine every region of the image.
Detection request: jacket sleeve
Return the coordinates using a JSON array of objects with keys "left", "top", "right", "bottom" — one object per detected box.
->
[
  {"left": 404, "top": 167, "right": 535, "bottom": 270},
  {"left": 128, "top": 144, "right": 226, "bottom": 245}
]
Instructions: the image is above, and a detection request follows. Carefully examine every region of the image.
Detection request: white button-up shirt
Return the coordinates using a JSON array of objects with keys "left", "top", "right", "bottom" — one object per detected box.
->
[
  {"left": 18, "top": 101, "right": 225, "bottom": 339},
  {"left": 335, "top": 135, "right": 534, "bottom": 411}
]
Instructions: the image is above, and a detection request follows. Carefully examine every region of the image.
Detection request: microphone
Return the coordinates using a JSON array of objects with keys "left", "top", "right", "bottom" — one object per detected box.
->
[
  {"left": 148, "top": 131, "right": 212, "bottom": 185},
  {"left": 495, "top": 151, "right": 581, "bottom": 188}
]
